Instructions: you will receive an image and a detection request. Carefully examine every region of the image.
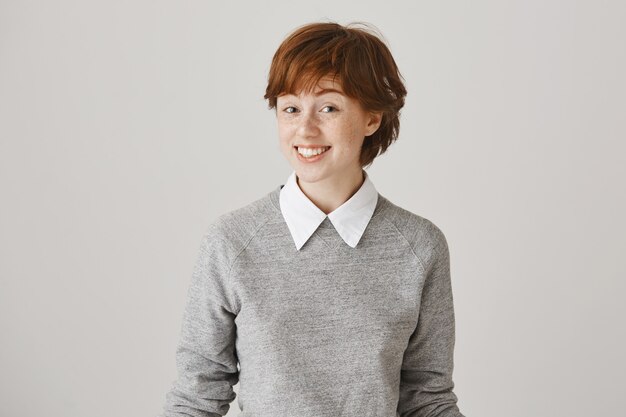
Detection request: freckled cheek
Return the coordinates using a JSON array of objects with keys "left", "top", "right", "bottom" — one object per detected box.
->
[
  {"left": 342, "top": 118, "right": 361, "bottom": 137},
  {"left": 342, "top": 125, "right": 363, "bottom": 147},
  {"left": 277, "top": 122, "right": 293, "bottom": 139},
  {"left": 278, "top": 128, "right": 300, "bottom": 156}
]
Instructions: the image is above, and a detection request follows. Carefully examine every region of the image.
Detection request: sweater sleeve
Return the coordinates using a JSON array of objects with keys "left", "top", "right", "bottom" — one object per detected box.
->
[
  {"left": 162, "top": 224, "right": 239, "bottom": 417},
  {"left": 397, "top": 227, "right": 465, "bottom": 417}
]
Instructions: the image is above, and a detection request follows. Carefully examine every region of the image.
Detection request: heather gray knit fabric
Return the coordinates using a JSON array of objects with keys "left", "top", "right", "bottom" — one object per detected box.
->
[{"left": 161, "top": 184, "right": 465, "bottom": 417}]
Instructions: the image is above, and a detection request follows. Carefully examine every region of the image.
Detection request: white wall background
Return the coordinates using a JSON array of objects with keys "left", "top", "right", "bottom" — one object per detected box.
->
[{"left": 1, "top": 1, "right": 624, "bottom": 416}]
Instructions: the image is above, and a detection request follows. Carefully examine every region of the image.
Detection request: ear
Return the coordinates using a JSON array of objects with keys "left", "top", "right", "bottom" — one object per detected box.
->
[{"left": 365, "top": 111, "right": 383, "bottom": 137}]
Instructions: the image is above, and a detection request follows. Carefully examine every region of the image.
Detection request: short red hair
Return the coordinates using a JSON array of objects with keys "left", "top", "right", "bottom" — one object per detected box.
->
[{"left": 264, "top": 21, "right": 407, "bottom": 168}]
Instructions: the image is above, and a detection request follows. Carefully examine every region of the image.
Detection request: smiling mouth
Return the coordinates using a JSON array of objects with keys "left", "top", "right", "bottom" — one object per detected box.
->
[{"left": 294, "top": 145, "right": 332, "bottom": 157}]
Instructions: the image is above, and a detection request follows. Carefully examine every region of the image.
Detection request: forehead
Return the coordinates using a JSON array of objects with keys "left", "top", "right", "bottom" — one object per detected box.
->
[
  {"left": 279, "top": 74, "right": 345, "bottom": 99},
  {"left": 314, "top": 76, "right": 341, "bottom": 89}
]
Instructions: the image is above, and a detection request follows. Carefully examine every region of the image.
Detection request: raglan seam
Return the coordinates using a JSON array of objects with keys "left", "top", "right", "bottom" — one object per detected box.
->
[
  {"left": 381, "top": 215, "right": 427, "bottom": 276},
  {"left": 223, "top": 212, "right": 275, "bottom": 313}
]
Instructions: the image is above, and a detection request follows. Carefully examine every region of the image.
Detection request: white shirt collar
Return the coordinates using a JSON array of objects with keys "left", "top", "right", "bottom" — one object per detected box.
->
[{"left": 279, "top": 169, "right": 379, "bottom": 250}]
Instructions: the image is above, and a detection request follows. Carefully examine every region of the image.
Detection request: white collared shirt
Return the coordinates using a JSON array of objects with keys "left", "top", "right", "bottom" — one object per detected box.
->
[{"left": 279, "top": 169, "right": 379, "bottom": 250}]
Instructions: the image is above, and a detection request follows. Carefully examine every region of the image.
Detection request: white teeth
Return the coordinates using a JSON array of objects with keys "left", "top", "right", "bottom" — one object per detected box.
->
[{"left": 297, "top": 146, "right": 330, "bottom": 157}]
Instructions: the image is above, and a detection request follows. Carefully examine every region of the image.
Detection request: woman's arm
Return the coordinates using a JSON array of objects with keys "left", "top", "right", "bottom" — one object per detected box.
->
[
  {"left": 161, "top": 224, "right": 239, "bottom": 417},
  {"left": 398, "top": 226, "right": 465, "bottom": 417}
]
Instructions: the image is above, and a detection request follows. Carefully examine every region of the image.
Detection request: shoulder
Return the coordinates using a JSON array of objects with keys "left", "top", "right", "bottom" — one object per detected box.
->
[
  {"left": 379, "top": 195, "right": 449, "bottom": 269},
  {"left": 199, "top": 190, "right": 276, "bottom": 265}
]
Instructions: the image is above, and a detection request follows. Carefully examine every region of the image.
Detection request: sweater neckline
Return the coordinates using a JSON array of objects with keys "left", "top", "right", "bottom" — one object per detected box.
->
[{"left": 267, "top": 183, "right": 391, "bottom": 229}]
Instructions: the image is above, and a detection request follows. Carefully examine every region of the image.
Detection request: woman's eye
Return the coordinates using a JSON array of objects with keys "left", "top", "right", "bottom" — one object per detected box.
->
[
  {"left": 321, "top": 106, "right": 337, "bottom": 113},
  {"left": 283, "top": 106, "right": 298, "bottom": 114}
]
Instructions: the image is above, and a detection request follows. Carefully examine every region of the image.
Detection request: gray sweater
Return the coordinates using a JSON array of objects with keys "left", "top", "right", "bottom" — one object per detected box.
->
[{"left": 161, "top": 184, "right": 465, "bottom": 417}]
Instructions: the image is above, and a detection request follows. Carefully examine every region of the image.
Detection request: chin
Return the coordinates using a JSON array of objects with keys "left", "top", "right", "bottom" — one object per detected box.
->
[{"left": 294, "top": 169, "right": 330, "bottom": 184}]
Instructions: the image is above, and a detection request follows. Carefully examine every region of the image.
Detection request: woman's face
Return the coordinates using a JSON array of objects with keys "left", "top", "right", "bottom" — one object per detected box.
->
[{"left": 276, "top": 76, "right": 381, "bottom": 185}]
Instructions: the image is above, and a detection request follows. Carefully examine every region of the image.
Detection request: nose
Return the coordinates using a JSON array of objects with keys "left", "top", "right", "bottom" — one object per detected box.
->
[{"left": 297, "top": 111, "right": 321, "bottom": 138}]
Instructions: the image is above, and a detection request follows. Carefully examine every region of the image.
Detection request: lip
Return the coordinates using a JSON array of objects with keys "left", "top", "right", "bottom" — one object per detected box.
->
[
  {"left": 294, "top": 145, "right": 332, "bottom": 149},
  {"left": 294, "top": 145, "right": 331, "bottom": 163}
]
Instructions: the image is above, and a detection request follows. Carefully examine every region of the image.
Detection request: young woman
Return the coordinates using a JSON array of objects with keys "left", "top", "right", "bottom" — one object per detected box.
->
[{"left": 162, "top": 21, "right": 466, "bottom": 417}]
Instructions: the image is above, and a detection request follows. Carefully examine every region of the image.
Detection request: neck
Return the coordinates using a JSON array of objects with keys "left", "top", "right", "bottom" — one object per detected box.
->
[{"left": 296, "top": 169, "right": 365, "bottom": 215}]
